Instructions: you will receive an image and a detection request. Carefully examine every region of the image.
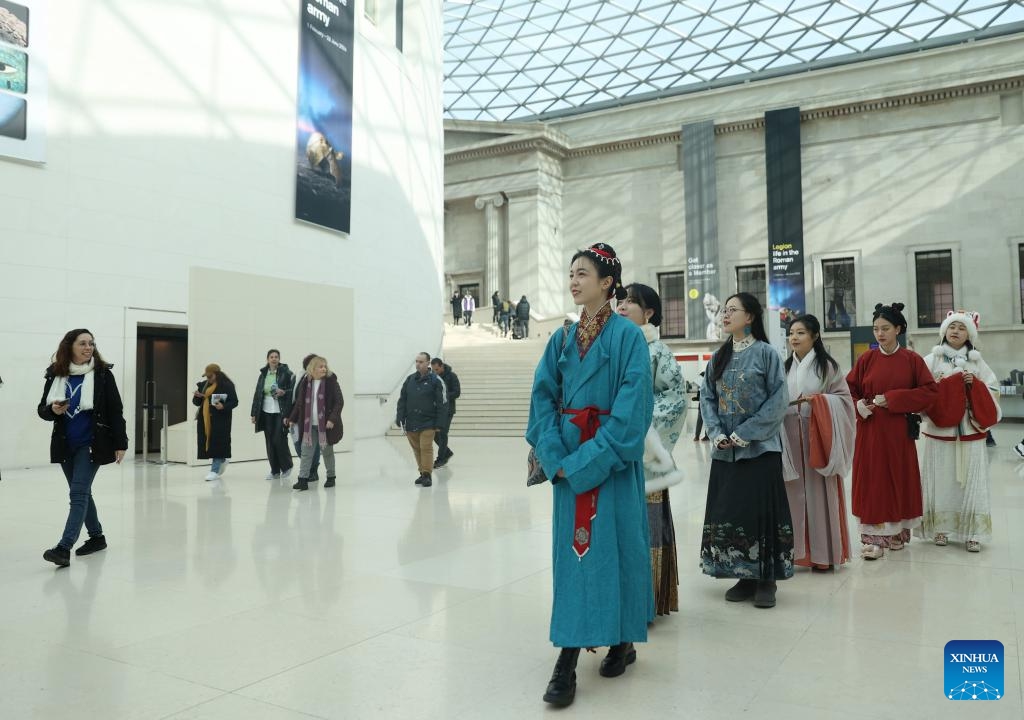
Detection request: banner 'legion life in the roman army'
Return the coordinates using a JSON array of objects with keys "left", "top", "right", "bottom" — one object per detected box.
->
[{"left": 295, "top": 0, "right": 354, "bottom": 234}]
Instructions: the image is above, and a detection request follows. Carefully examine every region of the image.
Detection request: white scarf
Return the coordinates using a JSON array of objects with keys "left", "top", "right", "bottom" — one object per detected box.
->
[
  {"left": 46, "top": 359, "right": 96, "bottom": 412},
  {"left": 788, "top": 349, "right": 825, "bottom": 402}
]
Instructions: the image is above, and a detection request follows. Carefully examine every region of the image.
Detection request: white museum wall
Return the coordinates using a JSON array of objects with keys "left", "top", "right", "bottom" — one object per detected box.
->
[
  {"left": 0, "top": 0, "right": 444, "bottom": 470},
  {"left": 188, "top": 268, "right": 355, "bottom": 467}
]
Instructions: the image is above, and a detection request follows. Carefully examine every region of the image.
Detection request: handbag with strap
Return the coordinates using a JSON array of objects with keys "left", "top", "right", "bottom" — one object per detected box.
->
[{"left": 527, "top": 325, "right": 571, "bottom": 487}]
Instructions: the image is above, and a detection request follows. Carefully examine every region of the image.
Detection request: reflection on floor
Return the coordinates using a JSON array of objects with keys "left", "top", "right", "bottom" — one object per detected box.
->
[{"left": 2, "top": 428, "right": 1024, "bottom": 719}]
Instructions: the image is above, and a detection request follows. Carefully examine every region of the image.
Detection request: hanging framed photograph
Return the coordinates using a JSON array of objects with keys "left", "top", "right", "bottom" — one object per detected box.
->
[{"left": 0, "top": 0, "right": 47, "bottom": 163}]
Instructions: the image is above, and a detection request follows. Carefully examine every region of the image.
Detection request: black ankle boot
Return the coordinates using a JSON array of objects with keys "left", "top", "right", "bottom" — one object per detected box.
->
[
  {"left": 292, "top": 479, "right": 309, "bottom": 491},
  {"left": 324, "top": 477, "right": 336, "bottom": 488},
  {"left": 599, "top": 642, "right": 636, "bottom": 678},
  {"left": 543, "top": 648, "right": 580, "bottom": 707},
  {"left": 754, "top": 580, "right": 777, "bottom": 608},
  {"left": 725, "top": 578, "right": 757, "bottom": 602}
]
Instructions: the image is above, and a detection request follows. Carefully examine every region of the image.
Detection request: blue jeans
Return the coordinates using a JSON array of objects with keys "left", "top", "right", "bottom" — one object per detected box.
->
[
  {"left": 211, "top": 458, "right": 227, "bottom": 474},
  {"left": 59, "top": 445, "right": 102, "bottom": 549}
]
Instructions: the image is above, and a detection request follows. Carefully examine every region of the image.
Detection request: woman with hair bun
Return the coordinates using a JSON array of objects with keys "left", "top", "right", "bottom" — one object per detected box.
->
[
  {"left": 617, "top": 282, "right": 686, "bottom": 616},
  {"left": 781, "top": 314, "right": 855, "bottom": 572},
  {"left": 846, "top": 302, "right": 937, "bottom": 560},
  {"left": 699, "top": 292, "right": 792, "bottom": 608},
  {"left": 526, "top": 243, "right": 653, "bottom": 708}
]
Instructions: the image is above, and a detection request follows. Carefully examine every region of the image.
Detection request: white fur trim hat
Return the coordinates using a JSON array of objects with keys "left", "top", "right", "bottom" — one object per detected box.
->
[{"left": 939, "top": 310, "right": 980, "bottom": 346}]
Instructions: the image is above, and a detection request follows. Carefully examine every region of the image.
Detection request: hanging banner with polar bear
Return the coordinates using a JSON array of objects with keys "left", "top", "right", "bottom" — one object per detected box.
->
[{"left": 295, "top": 0, "right": 354, "bottom": 234}]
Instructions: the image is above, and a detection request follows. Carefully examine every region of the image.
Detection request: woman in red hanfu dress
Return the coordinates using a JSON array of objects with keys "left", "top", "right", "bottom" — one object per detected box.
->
[{"left": 846, "top": 302, "right": 937, "bottom": 560}]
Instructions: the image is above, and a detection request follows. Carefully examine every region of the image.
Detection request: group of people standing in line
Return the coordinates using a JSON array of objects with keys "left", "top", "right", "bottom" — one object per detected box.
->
[{"left": 525, "top": 243, "right": 1003, "bottom": 707}]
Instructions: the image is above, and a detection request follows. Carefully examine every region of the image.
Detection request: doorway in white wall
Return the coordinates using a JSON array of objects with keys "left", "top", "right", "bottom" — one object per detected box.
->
[{"left": 135, "top": 325, "right": 188, "bottom": 456}]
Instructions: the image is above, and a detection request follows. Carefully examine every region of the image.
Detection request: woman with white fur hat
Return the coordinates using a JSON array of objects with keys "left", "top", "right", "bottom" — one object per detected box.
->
[{"left": 918, "top": 311, "right": 1001, "bottom": 552}]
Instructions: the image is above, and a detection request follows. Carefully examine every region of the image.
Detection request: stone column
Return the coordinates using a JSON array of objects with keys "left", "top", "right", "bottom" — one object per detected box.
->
[{"left": 475, "top": 193, "right": 505, "bottom": 304}]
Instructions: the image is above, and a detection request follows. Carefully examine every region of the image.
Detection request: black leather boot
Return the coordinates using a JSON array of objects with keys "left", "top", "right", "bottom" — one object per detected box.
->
[
  {"left": 599, "top": 642, "right": 636, "bottom": 678},
  {"left": 543, "top": 648, "right": 580, "bottom": 707},
  {"left": 292, "top": 478, "right": 309, "bottom": 491},
  {"left": 324, "top": 477, "right": 336, "bottom": 488}
]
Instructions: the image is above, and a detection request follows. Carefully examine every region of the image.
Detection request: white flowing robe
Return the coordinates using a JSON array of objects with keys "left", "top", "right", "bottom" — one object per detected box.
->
[
  {"left": 917, "top": 344, "right": 1001, "bottom": 543},
  {"left": 780, "top": 350, "right": 856, "bottom": 567}
]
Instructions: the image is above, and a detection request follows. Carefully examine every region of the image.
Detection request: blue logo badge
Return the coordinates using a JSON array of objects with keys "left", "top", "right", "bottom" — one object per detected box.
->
[{"left": 945, "top": 640, "right": 1004, "bottom": 700}]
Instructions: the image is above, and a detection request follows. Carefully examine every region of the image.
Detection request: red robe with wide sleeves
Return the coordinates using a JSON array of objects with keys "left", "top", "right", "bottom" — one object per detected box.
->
[{"left": 846, "top": 348, "right": 937, "bottom": 526}]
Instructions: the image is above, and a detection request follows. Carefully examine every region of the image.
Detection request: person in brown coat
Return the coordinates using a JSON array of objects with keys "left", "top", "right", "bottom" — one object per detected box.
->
[{"left": 285, "top": 355, "right": 343, "bottom": 491}]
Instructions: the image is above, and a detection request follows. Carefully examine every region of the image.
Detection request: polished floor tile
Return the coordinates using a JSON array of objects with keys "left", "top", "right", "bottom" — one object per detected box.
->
[{"left": 2, "top": 428, "right": 1024, "bottom": 718}]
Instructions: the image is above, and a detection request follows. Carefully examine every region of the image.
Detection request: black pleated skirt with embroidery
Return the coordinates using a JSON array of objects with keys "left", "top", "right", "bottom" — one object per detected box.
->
[{"left": 700, "top": 451, "right": 795, "bottom": 581}]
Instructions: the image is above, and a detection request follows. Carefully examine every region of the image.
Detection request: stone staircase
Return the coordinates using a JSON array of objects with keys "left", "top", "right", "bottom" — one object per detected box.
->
[{"left": 442, "top": 322, "right": 545, "bottom": 438}]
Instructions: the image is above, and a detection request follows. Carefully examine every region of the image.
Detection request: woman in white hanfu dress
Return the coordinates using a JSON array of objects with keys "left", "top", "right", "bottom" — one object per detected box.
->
[
  {"left": 780, "top": 315, "right": 855, "bottom": 571},
  {"left": 917, "top": 311, "right": 1001, "bottom": 553}
]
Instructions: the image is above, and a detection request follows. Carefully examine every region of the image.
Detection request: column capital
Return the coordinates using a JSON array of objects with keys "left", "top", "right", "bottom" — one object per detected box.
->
[
  {"left": 474, "top": 193, "right": 505, "bottom": 210},
  {"left": 504, "top": 188, "right": 539, "bottom": 201}
]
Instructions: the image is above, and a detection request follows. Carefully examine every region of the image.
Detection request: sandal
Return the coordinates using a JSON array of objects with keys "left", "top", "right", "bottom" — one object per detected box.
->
[
  {"left": 934, "top": 533, "right": 948, "bottom": 546},
  {"left": 966, "top": 540, "right": 981, "bottom": 553}
]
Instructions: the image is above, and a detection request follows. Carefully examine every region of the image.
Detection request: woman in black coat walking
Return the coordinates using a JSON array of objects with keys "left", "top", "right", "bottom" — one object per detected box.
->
[
  {"left": 250, "top": 349, "right": 295, "bottom": 481},
  {"left": 193, "top": 363, "right": 239, "bottom": 481},
  {"left": 38, "top": 328, "right": 128, "bottom": 567},
  {"left": 450, "top": 292, "right": 463, "bottom": 326}
]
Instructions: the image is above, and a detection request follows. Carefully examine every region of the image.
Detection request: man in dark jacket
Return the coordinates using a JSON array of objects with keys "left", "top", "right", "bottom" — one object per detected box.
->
[
  {"left": 430, "top": 358, "right": 461, "bottom": 468},
  {"left": 516, "top": 295, "right": 531, "bottom": 338},
  {"left": 396, "top": 352, "right": 447, "bottom": 487}
]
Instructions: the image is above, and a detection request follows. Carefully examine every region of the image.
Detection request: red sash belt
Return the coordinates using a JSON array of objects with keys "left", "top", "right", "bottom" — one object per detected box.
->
[{"left": 562, "top": 405, "right": 610, "bottom": 558}]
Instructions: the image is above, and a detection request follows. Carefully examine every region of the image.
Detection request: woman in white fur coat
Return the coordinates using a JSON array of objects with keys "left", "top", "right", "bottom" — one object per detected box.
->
[
  {"left": 918, "top": 311, "right": 1001, "bottom": 552},
  {"left": 618, "top": 284, "right": 685, "bottom": 616}
]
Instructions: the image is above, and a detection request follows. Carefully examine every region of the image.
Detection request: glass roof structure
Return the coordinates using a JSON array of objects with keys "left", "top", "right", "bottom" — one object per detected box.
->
[{"left": 443, "top": 1, "right": 1024, "bottom": 122}]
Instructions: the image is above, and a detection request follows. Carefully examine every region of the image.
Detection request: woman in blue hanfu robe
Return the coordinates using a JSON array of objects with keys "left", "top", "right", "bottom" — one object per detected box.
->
[{"left": 526, "top": 243, "right": 654, "bottom": 708}]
